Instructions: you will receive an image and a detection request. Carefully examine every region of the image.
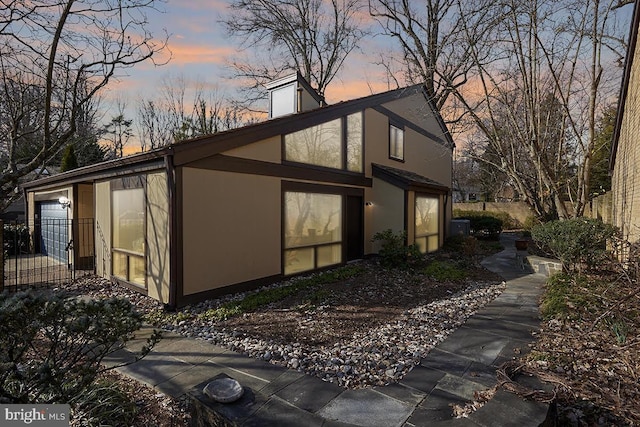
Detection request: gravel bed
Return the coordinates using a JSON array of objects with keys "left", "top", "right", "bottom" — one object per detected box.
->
[{"left": 69, "top": 275, "right": 506, "bottom": 389}]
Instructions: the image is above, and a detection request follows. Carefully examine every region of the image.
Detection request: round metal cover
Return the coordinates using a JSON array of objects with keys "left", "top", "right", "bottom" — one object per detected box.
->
[{"left": 203, "top": 378, "right": 244, "bottom": 403}]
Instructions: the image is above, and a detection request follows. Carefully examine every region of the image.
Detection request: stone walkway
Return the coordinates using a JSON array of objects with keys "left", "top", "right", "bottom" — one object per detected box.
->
[{"left": 106, "top": 234, "right": 551, "bottom": 426}]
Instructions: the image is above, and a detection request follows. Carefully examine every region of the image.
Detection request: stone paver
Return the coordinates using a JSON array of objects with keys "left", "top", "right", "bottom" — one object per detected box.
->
[{"left": 112, "top": 232, "right": 552, "bottom": 426}]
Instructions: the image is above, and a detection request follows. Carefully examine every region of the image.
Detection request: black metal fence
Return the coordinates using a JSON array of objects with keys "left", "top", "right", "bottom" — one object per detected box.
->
[{"left": 1, "top": 219, "right": 95, "bottom": 292}]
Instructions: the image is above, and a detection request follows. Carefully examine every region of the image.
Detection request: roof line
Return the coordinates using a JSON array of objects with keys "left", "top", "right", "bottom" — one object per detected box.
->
[{"left": 610, "top": 1, "right": 640, "bottom": 172}]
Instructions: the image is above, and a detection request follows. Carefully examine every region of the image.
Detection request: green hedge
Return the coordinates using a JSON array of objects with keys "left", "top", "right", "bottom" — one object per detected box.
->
[
  {"left": 453, "top": 209, "right": 517, "bottom": 230},
  {"left": 453, "top": 211, "right": 503, "bottom": 240},
  {"left": 531, "top": 218, "right": 617, "bottom": 271}
]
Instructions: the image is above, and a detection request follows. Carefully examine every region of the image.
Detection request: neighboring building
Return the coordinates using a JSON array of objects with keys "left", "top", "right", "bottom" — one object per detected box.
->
[
  {"left": 23, "top": 74, "right": 454, "bottom": 307},
  {"left": 1, "top": 166, "right": 56, "bottom": 222},
  {"left": 610, "top": 2, "right": 640, "bottom": 259}
]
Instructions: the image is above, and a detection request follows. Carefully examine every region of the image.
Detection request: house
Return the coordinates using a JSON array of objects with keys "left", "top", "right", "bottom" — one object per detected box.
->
[
  {"left": 610, "top": 2, "right": 640, "bottom": 259},
  {"left": 1, "top": 166, "right": 56, "bottom": 222},
  {"left": 23, "top": 74, "right": 454, "bottom": 308}
]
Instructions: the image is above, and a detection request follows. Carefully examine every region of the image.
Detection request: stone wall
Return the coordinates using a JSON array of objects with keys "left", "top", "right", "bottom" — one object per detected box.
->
[{"left": 453, "top": 202, "right": 534, "bottom": 228}]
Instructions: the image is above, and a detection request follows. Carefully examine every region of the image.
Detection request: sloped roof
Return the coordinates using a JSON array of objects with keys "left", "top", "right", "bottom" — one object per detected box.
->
[
  {"left": 24, "top": 84, "right": 453, "bottom": 190},
  {"left": 372, "top": 163, "right": 449, "bottom": 192},
  {"left": 610, "top": 1, "right": 640, "bottom": 172}
]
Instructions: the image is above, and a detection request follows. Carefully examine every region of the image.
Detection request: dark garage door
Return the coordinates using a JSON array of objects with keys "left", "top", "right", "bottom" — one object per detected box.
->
[{"left": 39, "top": 202, "right": 69, "bottom": 263}]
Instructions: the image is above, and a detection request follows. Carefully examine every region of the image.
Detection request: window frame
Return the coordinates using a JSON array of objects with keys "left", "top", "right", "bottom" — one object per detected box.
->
[
  {"left": 389, "top": 123, "right": 405, "bottom": 162},
  {"left": 414, "top": 193, "right": 440, "bottom": 254},
  {"left": 111, "top": 176, "right": 147, "bottom": 289},
  {"left": 283, "top": 112, "right": 364, "bottom": 174},
  {"left": 282, "top": 181, "right": 363, "bottom": 276}
]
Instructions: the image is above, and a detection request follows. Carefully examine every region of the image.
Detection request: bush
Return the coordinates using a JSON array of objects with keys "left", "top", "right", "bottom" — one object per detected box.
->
[
  {"left": 3, "top": 223, "right": 30, "bottom": 257},
  {"left": 453, "top": 213, "right": 503, "bottom": 240},
  {"left": 531, "top": 218, "right": 617, "bottom": 271},
  {"left": 372, "top": 229, "right": 422, "bottom": 268},
  {"left": 423, "top": 260, "right": 467, "bottom": 281},
  {"left": 0, "top": 291, "right": 159, "bottom": 407},
  {"left": 454, "top": 209, "right": 516, "bottom": 230}
]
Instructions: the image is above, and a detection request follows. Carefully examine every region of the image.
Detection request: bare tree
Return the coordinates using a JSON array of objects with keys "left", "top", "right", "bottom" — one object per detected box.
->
[
  {"left": 373, "top": 0, "right": 630, "bottom": 219},
  {"left": 136, "top": 75, "right": 255, "bottom": 150},
  {"left": 222, "top": 0, "right": 368, "bottom": 103},
  {"left": 0, "top": 0, "right": 167, "bottom": 211},
  {"left": 368, "top": 0, "right": 502, "bottom": 114}
]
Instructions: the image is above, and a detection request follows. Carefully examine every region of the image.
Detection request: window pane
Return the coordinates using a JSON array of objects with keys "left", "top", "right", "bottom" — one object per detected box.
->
[
  {"left": 415, "top": 237, "right": 427, "bottom": 254},
  {"left": 390, "top": 125, "right": 404, "bottom": 160},
  {"left": 285, "top": 119, "right": 342, "bottom": 168},
  {"left": 415, "top": 196, "right": 439, "bottom": 235},
  {"left": 317, "top": 244, "right": 342, "bottom": 268},
  {"left": 284, "top": 248, "right": 314, "bottom": 275},
  {"left": 427, "top": 235, "right": 439, "bottom": 252},
  {"left": 347, "top": 112, "right": 363, "bottom": 172},
  {"left": 285, "top": 192, "right": 342, "bottom": 248},
  {"left": 129, "top": 255, "right": 146, "bottom": 286},
  {"left": 113, "top": 188, "right": 145, "bottom": 254},
  {"left": 271, "top": 84, "right": 296, "bottom": 118},
  {"left": 113, "top": 251, "right": 128, "bottom": 280}
]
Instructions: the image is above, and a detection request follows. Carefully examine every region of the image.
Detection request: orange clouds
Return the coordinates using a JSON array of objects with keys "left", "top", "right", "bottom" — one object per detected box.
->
[{"left": 165, "top": 43, "right": 237, "bottom": 66}]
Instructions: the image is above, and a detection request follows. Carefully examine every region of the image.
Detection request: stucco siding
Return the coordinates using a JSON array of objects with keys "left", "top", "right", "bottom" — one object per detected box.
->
[
  {"left": 366, "top": 178, "right": 405, "bottom": 254},
  {"left": 145, "top": 171, "right": 170, "bottom": 303},
  {"left": 181, "top": 167, "right": 281, "bottom": 295},
  {"left": 94, "top": 181, "right": 111, "bottom": 278},
  {"left": 612, "top": 26, "right": 640, "bottom": 250},
  {"left": 223, "top": 136, "right": 282, "bottom": 163}
]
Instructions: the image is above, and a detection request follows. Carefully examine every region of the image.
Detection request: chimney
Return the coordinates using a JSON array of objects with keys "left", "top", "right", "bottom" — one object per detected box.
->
[{"left": 266, "top": 72, "right": 324, "bottom": 119}]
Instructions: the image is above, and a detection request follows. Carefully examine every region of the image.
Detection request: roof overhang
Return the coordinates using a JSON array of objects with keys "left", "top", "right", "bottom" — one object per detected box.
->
[{"left": 372, "top": 163, "right": 449, "bottom": 193}]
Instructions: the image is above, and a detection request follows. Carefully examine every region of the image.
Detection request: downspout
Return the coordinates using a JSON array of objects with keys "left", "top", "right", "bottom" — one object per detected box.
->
[{"left": 165, "top": 150, "right": 178, "bottom": 310}]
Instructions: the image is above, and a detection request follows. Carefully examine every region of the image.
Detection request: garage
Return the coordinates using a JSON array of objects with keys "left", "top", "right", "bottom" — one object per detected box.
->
[{"left": 38, "top": 201, "right": 69, "bottom": 264}]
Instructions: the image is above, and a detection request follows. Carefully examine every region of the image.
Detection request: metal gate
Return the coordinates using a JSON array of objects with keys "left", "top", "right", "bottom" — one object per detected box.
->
[{"left": 1, "top": 219, "right": 95, "bottom": 292}]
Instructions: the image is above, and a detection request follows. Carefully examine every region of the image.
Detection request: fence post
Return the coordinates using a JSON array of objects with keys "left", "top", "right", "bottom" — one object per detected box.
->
[{"left": 0, "top": 219, "right": 4, "bottom": 292}]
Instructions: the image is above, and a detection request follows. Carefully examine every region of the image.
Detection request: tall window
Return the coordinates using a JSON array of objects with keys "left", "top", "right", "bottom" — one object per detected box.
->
[
  {"left": 284, "top": 192, "right": 342, "bottom": 274},
  {"left": 415, "top": 195, "right": 439, "bottom": 253},
  {"left": 390, "top": 124, "right": 404, "bottom": 161},
  {"left": 112, "top": 178, "right": 145, "bottom": 287},
  {"left": 284, "top": 112, "right": 363, "bottom": 172}
]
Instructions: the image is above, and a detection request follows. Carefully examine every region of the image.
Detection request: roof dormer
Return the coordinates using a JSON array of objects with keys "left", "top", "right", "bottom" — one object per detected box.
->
[{"left": 266, "top": 72, "right": 324, "bottom": 119}]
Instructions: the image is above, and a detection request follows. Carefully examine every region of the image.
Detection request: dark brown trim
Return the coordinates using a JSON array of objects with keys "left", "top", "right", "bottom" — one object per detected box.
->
[
  {"left": 176, "top": 274, "right": 283, "bottom": 308},
  {"left": 187, "top": 154, "right": 373, "bottom": 188},
  {"left": 23, "top": 152, "right": 167, "bottom": 190},
  {"left": 282, "top": 180, "right": 365, "bottom": 196},
  {"left": 374, "top": 105, "right": 451, "bottom": 148},
  {"left": 174, "top": 166, "right": 185, "bottom": 308},
  {"left": 610, "top": 2, "right": 640, "bottom": 173},
  {"left": 372, "top": 164, "right": 449, "bottom": 193},
  {"left": 171, "top": 85, "right": 426, "bottom": 166},
  {"left": 166, "top": 153, "right": 178, "bottom": 309},
  {"left": 111, "top": 276, "right": 148, "bottom": 295}
]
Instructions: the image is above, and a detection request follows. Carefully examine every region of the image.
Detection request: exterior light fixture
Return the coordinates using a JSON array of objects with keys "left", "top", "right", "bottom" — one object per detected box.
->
[
  {"left": 58, "top": 196, "right": 71, "bottom": 209},
  {"left": 365, "top": 201, "right": 373, "bottom": 207}
]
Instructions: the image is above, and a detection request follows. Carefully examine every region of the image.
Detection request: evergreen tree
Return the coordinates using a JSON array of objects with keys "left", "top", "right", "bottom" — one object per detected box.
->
[
  {"left": 588, "top": 105, "right": 616, "bottom": 198},
  {"left": 60, "top": 144, "right": 79, "bottom": 172}
]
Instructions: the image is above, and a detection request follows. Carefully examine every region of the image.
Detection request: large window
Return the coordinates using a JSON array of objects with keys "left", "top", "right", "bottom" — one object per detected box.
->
[
  {"left": 415, "top": 195, "right": 439, "bottom": 253},
  {"left": 390, "top": 124, "right": 404, "bottom": 161},
  {"left": 112, "top": 179, "right": 145, "bottom": 287},
  {"left": 284, "top": 112, "right": 363, "bottom": 172},
  {"left": 284, "top": 192, "right": 342, "bottom": 274}
]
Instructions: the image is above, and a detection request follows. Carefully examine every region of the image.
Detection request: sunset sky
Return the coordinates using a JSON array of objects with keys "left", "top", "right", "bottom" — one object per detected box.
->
[{"left": 106, "top": 0, "right": 394, "bottom": 112}]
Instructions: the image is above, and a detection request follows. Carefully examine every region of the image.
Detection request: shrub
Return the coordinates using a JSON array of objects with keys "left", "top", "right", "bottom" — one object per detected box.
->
[
  {"left": 423, "top": 260, "right": 467, "bottom": 281},
  {"left": 3, "top": 223, "right": 30, "bottom": 257},
  {"left": 453, "top": 213, "right": 503, "bottom": 240},
  {"left": 0, "top": 291, "right": 159, "bottom": 406},
  {"left": 454, "top": 209, "right": 516, "bottom": 230},
  {"left": 198, "top": 264, "right": 365, "bottom": 321},
  {"left": 371, "top": 229, "right": 422, "bottom": 268},
  {"left": 531, "top": 217, "right": 617, "bottom": 271}
]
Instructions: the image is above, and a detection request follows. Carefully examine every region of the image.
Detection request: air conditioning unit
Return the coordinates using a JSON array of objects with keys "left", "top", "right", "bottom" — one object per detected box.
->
[{"left": 450, "top": 219, "right": 471, "bottom": 237}]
